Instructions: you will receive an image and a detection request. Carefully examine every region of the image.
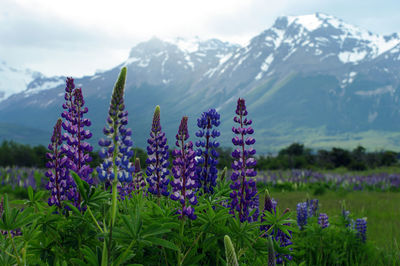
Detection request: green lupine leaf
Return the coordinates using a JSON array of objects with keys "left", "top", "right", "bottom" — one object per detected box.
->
[{"left": 146, "top": 237, "right": 179, "bottom": 251}]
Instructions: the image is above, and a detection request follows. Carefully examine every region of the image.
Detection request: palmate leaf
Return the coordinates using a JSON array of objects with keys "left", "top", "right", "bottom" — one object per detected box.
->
[
  {"left": 145, "top": 237, "right": 179, "bottom": 251},
  {"left": 0, "top": 194, "right": 35, "bottom": 231},
  {"left": 70, "top": 246, "right": 105, "bottom": 266}
]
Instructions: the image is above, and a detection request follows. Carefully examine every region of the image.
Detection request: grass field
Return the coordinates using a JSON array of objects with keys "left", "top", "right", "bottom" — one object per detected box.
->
[{"left": 268, "top": 190, "right": 400, "bottom": 254}]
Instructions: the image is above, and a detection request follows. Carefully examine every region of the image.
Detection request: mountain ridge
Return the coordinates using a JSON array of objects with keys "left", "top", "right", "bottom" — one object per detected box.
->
[{"left": 1, "top": 13, "right": 400, "bottom": 152}]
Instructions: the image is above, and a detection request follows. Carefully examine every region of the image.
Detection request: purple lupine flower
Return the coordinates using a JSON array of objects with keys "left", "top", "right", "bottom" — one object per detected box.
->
[
  {"left": 230, "top": 98, "right": 258, "bottom": 223},
  {"left": 60, "top": 78, "right": 94, "bottom": 209},
  {"left": 195, "top": 108, "right": 220, "bottom": 194},
  {"left": 97, "top": 67, "right": 135, "bottom": 192},
  {"left": 45, "top": 119, "right": 69, "bottom": 208},
  {"left": 296, "top": 202, "right": 308, "bottom": 229},
  {"left": 307, "top": 199, "right": 318, "bottom": 217},
  {"left": 118, "top": 159, "right": 144, "bottom": 200},
  {"left": 146, "top": 106, "right": 170, "bottom": 198},
  {"left": 170, "top": 116, "right": 198, "bottom": 220},
  {"left": 61, "top": 86, "right": 94, "bottom": 183},
  {"left": 318, "top": 213, "right": 329, "bottom": 228},
  {"left": 355, "top": 218, "right": 367, "bottom": 243},
  {"left": 132, "top": 158, "right": 146, "bottom": 192}
]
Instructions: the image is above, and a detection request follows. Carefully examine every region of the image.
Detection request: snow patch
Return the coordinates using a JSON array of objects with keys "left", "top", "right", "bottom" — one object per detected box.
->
[
  {"left": 338, "top": 50, "right": 367, "bottom": 64},
  {"left": 219, "top": 53, "right": 232, "bottom": 65},
  {"left": 90, "top": 75, "right": 100, "bottom": 81},
  {"left": 288, "top": 14, "right": 323, "bottom": 31},
  {"left": 24, "top": 79, "right": 64, "bottom": 97},
  {"left": 124, "top": 57, "right": 140, "bottom": 66},
  {"left": 255, "top": 54, "right": 274, "bottom": 80}
]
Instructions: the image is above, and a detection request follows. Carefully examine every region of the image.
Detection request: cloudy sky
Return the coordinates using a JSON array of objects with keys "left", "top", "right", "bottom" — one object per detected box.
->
[{"left": 1, "top": 0, "right": 399, "bottom": 77}]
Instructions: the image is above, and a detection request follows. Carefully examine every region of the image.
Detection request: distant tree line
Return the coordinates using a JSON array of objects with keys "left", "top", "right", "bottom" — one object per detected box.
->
[
  {"left": 256, "top": 143, "right": 398, "bottom": 170},
  {"left": 0, "top": 141, "right": 398, "bottom": 171}
]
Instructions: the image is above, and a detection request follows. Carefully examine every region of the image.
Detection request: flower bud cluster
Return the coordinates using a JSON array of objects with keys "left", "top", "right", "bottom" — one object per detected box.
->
[
  {"left": 229, "top": 98, "right": 258, "bottom": 222},
  {"left": 146, "top": 106, "right": 170, "bottom": 197},
  {"left": 195, "top": 108, "right": 220, "bottom": 194},
  {"left": 170, "top": 117, "right": 198, "bottom": 220}
]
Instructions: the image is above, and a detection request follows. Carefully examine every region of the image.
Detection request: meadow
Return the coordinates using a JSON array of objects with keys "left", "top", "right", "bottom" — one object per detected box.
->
[{"left": 0, "top": 67, "right": 399, "bottom": 265}]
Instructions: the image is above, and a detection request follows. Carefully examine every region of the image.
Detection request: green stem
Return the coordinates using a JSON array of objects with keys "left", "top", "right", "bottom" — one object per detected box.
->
[
  {"left": 87, "top": 206, "right": 104, "bottom": 233},
  {"left": 107, "top": 121, "right": 119, "bottom": 264},
  {"left": 9, "top": 231, "right": 21, "bottom": 265},
  {"left": 180, "top": 231, "right": 204, "bottom": 265},
  {"left": 3, "top": 249, "right": 17, "bottom": 259},
  {"left": 101, "top": 239, "right": 108, "bottom": 266},
  {"left": 22, "top": 242, "right": 27, "bottom": 265}
]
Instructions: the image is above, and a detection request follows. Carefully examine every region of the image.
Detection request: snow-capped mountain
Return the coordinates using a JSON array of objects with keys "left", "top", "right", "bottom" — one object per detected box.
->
[
  {"left": 0, "top": 61, "right": 40, "bottom": 101},
  {"left": 2, "top": 13, "right": 400, "bottom": 151},
  {"left": 199, "top": 13, "right": 400, "bottom": 94}
]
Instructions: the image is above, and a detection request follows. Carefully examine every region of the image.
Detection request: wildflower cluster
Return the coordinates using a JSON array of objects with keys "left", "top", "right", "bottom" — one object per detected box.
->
[
  {"left": 230, "top": 98, "right": 258, "bottom": 222},
  {"left": 195, "top": 108, "right": 220, "bottom": 194}
]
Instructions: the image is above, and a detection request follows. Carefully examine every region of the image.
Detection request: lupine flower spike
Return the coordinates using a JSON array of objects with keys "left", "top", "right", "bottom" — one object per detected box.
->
[
  {"left": 146, "top": 105, "right": 170, "bottom": 198},
  {"left": 59, "top": 78, "right": 94, "bottom": 209},
  {"left": 46, "top": 118, "right": 69, "bottom": 208},
  {"left": 355, "top": 218, "right": 367, "bottom": 243},
  {"left": 195, "top": 108, "right": 220, "bottom": 194},
  {"left": 230, "top": 98, "right": 259, "bottom": 222},
  {"left": 96, "top": 67, "right": 131, "bottom": 226},
  {"left": 97, "top": 67, "right": 134, "bottom": 187},
  {"left": 132, "top": 158, "right": 146, "bottom": 192},
  {"left": 297, "top": 202, "right": 308, "bottom": 230},
  {"left": 318, "top": 213, "right": 329, "bottom": 228},
  {"left": 170, "top": 116, "right": 198, "bottom": 220},
  {"left": 61, "top": 79, "right": 94, "bottom": 185},
  {"left": 224, "top": 235, "right": 239, "bottom": 266}
]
